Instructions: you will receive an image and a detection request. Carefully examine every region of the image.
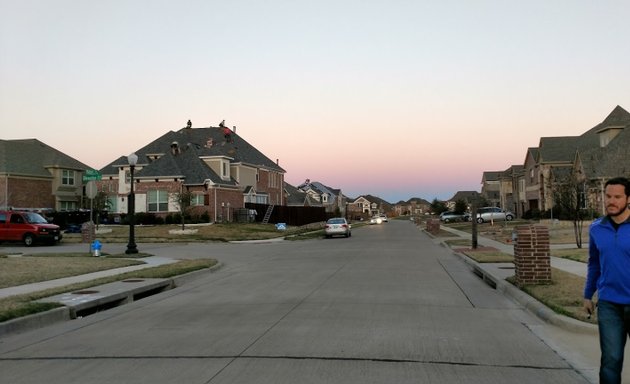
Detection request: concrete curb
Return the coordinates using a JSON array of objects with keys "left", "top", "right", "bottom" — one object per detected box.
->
[
  {"left": 0, "top": 262, "right": 224, "bottom": 337},
  {"left": 450, "top": 245, "right": 598, "bottom": 335},
  {"left": 421, "top": 225, "right": 598, "bottom": 334}
]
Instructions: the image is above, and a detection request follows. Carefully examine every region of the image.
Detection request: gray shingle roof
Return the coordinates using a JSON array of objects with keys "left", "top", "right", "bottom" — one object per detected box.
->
[
  {"left": 99, "top": 126, "right": 285, "bottom": 184},
  {"left": 0, "top": 139, "right": 92, "bottom": 177}
]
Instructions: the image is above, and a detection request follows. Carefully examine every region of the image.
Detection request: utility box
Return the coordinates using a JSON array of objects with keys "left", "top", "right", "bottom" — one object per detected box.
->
[{"left": 513, "top": 224, "right": 551, "bottom": 286}]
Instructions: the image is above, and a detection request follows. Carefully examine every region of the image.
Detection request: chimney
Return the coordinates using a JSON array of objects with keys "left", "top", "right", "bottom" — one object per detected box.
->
[{"left": 233, "top": 126, "right": 237, "bottom": 133}]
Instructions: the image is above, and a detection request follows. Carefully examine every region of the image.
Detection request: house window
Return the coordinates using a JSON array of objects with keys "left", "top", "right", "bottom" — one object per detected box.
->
[
  {"left": 322, "top": 194, "right": 328, "bottom": 203},
  {"left": 148, "top": 190, "right": 169, "bottom": 212},
  {"left": 59, "top": 201, "right": 77, "bottom": 211},
  {"left": 62, "top": 170, "right": 75, "bottom": 185},
  {"left": 222, "top": 162, "right": 228, "bottom": 178},
  {"left": 191, "top": 194, "right": 204, "bottom": 206},
  {"left": 107, "top": 195, "right": 117, "bottom": 212},
  {"left": 256, "top": 194, "right": 268, "bottom": 204}
]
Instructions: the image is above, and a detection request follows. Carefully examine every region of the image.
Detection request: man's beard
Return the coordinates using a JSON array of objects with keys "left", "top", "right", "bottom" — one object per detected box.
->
[{"left": 608, "top": 203, "right": 629, "bottom": 217}]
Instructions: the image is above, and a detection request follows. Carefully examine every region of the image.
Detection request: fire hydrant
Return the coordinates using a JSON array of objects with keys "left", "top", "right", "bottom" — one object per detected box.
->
[{"left": 91, "top": 240, "right": 102, "bottom": 257}]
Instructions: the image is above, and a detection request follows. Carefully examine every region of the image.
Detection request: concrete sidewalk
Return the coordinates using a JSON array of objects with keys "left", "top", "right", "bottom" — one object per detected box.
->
[
  {"left": 439, "top": 225, "right": 588, "bottom": 277},
  {"left": 0, "top": 255, "right": 177, "bottom": 299}
]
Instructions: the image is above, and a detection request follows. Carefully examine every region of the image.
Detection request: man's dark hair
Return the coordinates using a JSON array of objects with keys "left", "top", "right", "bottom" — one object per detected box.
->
[{"left": 605, "top": 177, "right": 630, "bottom": 197}]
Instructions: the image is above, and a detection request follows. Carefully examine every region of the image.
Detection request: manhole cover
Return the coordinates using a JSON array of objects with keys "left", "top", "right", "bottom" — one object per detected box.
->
[
  {"left": 72, "top": 290, "right": 99, "bottom": 295},
  {"left": 122, "top": 279, "right": 145, "bottom": 282}
]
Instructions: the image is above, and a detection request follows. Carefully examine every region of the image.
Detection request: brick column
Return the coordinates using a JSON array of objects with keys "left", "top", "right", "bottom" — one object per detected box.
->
[
  {"left": 425, "top": 219, "right": 440, "bottom": 235},
  {"left": 514, "top": 224, "right": 551, "bottom": 286}
]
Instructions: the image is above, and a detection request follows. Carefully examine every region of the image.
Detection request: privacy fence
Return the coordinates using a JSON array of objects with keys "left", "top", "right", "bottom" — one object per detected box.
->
[{"left": 244, "top": 203, "right": 328, "bottom": 226}]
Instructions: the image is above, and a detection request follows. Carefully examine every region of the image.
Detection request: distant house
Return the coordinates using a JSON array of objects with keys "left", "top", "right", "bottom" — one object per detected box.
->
[
  {"left": 348, "top": 194, "right": 392, "bottom": 218},
  {"left": 393, "top": 198, "right": 430, "bottom": 216},
  {"left": 498, "top": 165, "right": 524, "bottom": 216},
  {"left": 0, "top": 139, "right": 92, "bottom": 211},
  {"left": 296, "top": 179, "right": 346, "bottom": 215},
  {"left": 480, "top": 171, "right": 501, "bottom": 207},
  {"left": 97, "top": 124, "right": 285, "bottom": 222},
  {"left": 446, "top": 191, "right": 480, "bottom": 210},
  {"left": 284, "top": 182, "right": 321, "bottom": 207}
]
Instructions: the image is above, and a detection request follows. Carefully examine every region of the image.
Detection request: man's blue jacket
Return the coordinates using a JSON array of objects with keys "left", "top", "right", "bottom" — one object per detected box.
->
[{"left": 584, "top": 216, "right": 630, "bottom": 304}]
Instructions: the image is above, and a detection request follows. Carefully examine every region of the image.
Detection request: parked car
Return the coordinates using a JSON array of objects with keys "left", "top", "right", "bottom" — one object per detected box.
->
[
  {"left": 439, "top": 211, "right": 465, "bottom": 223},
  {"left": 475, "top": 207, "right": 514, "bottom": 223},
  {"left": 324, "top": 217, "right": 352, "bottom": 238},
  {"left": 0, "top": 210, "right": 62, "bottom": 246}
]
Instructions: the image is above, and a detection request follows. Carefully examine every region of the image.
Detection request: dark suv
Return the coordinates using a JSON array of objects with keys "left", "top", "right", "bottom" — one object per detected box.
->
[{"left": 0, "top": 211, "right": 62, "bottom": 246}]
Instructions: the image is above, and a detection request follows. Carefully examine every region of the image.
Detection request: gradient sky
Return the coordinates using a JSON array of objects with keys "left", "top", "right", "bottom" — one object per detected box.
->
[{"left": 2, "top": 0, "right": 629, "bottom": 203}]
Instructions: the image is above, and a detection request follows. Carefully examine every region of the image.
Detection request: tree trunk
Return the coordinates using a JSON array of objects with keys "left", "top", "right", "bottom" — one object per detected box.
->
[{"left": 573, "top": 219, "right": 583, "bottom": 249}]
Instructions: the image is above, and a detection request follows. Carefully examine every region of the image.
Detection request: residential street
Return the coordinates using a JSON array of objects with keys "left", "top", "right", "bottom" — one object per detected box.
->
[{"left": 0, "top": 220, "right": 595, "bottom": 383}]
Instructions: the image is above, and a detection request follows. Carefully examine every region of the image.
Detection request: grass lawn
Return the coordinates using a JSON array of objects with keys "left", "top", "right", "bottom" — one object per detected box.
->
[
  {"left": 63, "top": 222, "right": 323, "bottom": 243},
  {"left": 0, "top": 254, "right": 144, "bottom": 288}
]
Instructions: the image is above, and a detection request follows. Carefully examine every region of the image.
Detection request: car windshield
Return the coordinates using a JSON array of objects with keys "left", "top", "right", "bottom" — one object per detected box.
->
[
  {"left": 327, "top": 218, "right": 345, "bottom": 224},
  {"left": 24, "top": 212, "right": 48, "bottom": 224}
]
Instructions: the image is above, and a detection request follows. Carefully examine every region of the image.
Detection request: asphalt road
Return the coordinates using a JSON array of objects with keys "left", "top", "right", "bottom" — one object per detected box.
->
[{"left": 0, "top": 220, "right": 592, "bottom": 383}]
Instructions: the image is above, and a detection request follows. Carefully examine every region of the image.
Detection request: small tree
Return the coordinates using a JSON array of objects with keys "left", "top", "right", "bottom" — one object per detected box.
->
[
  {"left": 430, "top": 198, "right": 448, "bottom": 215},
  {"left": 551, "top": 169, "right": 587, "bottom": 248},
  {"left": 172, "top": 189, "right": 194, "bottom": 230},
  {"left": 453, "top": 199, "right": 468, "bottom": 214}
]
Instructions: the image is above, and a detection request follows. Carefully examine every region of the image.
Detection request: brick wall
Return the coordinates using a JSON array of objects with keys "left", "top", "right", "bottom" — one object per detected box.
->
[
  {"left": 4, "top": 177, "right": 55, "bottom": 209},
  {"left": 514, "top": 224, "right": 551, "bottom": 286}
]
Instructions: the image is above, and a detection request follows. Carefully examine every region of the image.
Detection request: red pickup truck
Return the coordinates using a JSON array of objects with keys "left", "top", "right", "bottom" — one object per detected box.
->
[{"left": 0, "top": 211, "right": 62, "bottom": 246}]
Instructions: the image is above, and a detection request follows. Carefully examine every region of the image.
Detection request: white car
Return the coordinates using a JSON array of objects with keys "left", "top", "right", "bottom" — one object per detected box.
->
[
  {"left": 370, "top": 216, "right": 383, "bottom": 225},
  {"left": 324, "top": 217, "right": 352, "bottom": 238},
  {"left": 475, "top": 207, "right": 515, "bottom": 223}
]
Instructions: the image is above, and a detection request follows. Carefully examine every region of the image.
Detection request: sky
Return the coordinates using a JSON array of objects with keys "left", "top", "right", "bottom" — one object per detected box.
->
[{"left": 2, "top": 0, "right": 630, "bottom": 203}]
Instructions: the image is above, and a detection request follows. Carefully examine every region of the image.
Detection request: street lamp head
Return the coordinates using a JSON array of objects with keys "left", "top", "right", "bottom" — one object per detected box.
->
[{"left": 128, "top": 153, "right": 138, "bottom": 166}]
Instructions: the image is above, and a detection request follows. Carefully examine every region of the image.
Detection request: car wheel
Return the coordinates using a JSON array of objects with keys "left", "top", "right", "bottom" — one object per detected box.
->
[
  {"left": 23, "top": 234, "right": 35, "bottom": 247},
  {"left": 444, "top": 218, "right": 450, "bottom": 223},
  {"left": 476, "top": 217, "right": 484, "bottom": 224},
  {"left": 506, "top": 214, "right": 514, "bottom": 221}
]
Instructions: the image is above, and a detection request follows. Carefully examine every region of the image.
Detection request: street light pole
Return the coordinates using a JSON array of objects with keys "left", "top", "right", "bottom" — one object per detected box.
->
[{"left": 126, "top": 153, "right": 138, "bottom": 254}]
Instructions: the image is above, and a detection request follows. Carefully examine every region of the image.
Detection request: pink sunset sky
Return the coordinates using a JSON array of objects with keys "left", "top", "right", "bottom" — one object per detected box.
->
[{"left": 2, "top": 1, "right": 629, "bottom": 203}]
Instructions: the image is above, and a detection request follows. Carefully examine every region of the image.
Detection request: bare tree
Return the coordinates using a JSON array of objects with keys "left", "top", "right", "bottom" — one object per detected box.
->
[
  {"left": 172, "top": 188, "right": 194, "bottom": 230},
  {"left": 550, "top": 169, "right": 587, "bottom": 248}
]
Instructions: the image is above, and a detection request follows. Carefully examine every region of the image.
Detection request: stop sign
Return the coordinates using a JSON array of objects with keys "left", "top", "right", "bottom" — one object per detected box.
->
[{"left": 86, "top": 180, "right": 98, "bottom": 199}]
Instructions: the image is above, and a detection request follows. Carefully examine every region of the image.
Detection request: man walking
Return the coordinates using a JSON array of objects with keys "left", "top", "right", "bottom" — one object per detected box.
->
[{"left": 584, "top": 176, "right": 630, "bottom": 384}]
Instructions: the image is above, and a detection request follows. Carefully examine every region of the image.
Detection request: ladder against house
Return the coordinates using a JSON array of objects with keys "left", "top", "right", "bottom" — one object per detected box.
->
[{"left": 262, "top": 205, "right": 274, "bottom": 224}]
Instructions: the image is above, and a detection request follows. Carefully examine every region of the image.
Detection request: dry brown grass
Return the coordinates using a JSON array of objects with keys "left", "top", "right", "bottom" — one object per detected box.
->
[
  {"left": 0, "top": 256, "right": 144, "bottom": 289},
  {"left": 64, "top": 223, "right": 315, "bottom": 243},
  {"left": 518, "top": 268, "right": 593, "bottom": 323}
]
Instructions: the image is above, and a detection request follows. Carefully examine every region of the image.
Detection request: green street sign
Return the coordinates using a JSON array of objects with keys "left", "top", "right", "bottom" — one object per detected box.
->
[{"left": 83, "top": 169, "right": 102, "bottom": 182}]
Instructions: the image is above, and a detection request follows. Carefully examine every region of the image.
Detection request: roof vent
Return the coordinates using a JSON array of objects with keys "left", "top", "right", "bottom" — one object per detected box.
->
[{"left": 170, "top": 141, "right": 180, "bottom": 155}]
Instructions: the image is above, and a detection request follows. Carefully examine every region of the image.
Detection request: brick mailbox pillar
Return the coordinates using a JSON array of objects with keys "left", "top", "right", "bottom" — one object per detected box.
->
[
  {"left": 514, "top": 224, "right": 551, "bottom": 286},
  {"left": 425, "top": 219, "right": 440, "bottom": 236}
]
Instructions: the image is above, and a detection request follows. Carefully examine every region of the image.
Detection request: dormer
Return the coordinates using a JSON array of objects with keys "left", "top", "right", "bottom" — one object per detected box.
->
[
  {"left": 202, "top": 156, "right": 232, "bottom": 181},
  {"left": 597, "top": 126, "right": 624, "bottom": 147}
]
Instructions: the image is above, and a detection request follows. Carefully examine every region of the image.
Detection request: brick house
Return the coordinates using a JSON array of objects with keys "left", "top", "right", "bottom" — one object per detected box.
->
[
  {"left": 393, "top": 198, "right": 431, "bottom": 217},
  {"left": 97, "top": 124, "right": 285, "bottom": 222},
  {"left": 296, "top": 179, "right": 346, "bottom": 215},
  {"left": 0, "top": 139, "right": 92, "bottom": 212}
]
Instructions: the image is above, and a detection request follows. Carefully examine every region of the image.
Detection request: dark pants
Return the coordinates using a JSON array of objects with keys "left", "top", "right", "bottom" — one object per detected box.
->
[{"left": 598, "top": 300, "right": 630, "bottom": 384}]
